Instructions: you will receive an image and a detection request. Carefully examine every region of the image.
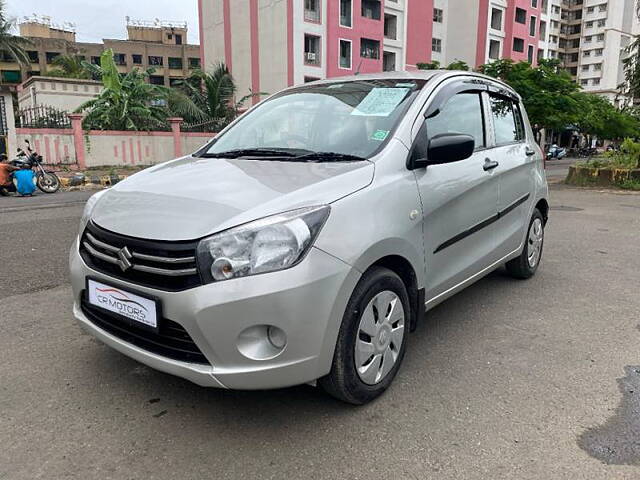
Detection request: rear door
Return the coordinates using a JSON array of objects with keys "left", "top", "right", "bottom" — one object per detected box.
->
[
  {"left": 412, "top": 81, "right": 502, "bottom": 301},
  {"left": 485, "top": 90, "right": 536, "bottom": 257}
]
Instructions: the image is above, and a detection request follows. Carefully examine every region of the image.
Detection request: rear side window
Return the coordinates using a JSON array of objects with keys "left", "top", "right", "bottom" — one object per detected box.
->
[
  {"left": 489, "top": 94, "right": 526, "bottom": 145},
  {"left": 425, "top": 92, "right": 485, "bottom": 149}
]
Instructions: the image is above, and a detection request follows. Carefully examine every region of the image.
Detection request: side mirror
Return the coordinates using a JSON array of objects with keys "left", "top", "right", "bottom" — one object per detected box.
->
[{"left": 409, "top": 133, "right": 475, "bottom": 169}]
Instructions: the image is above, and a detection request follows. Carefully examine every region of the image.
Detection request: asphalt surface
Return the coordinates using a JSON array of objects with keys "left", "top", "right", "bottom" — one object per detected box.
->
[{"left": 1, "top": 184, "right": 640, "bottom": 479}]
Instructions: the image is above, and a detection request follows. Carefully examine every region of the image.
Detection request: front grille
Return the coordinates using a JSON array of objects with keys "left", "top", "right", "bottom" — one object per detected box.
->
[
  {"left": 80, "top": 222, "right": 202, "bottom": 291},
  {"left": 81, "top": 295, "right": 210, "bottom": 365}
]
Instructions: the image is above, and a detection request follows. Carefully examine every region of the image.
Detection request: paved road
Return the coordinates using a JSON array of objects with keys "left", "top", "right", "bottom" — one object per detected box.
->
[
  {"left": 1, "top": 186, "right": 640, "bottom": 479},
  {"left": 545, "top": 157, "right": 574, "bottom": 183}
]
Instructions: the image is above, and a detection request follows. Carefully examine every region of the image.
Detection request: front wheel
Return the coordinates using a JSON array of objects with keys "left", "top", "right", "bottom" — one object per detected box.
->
[
  {"left": 319, "top": 267, "right": 410, "bottom": 405},
  {"left": 37, "top": 172, "right": 60, "bottom": 193},
  {"left": 506, "top": 208, "right": 545, "bottom": 279}
]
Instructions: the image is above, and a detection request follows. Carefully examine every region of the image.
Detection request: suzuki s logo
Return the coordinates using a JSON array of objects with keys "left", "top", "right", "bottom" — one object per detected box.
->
[{"left": 116, "top": 246, "right": 133, "bottom": 272}]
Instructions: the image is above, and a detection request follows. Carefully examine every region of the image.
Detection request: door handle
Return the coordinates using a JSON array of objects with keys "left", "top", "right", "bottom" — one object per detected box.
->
[
  {"left": 483, "top": 158, "right": 499, "bottom": 171},
  {"left": 525, "top": 146, "right": 536, "bottom": 156}
]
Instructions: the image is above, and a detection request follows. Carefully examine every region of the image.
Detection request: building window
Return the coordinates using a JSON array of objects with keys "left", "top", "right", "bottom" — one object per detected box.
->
[
  {"left": 175, "top": 34, "right": 183, "bottom": 45},
  {"left": 527, "top": 45, "right": 535, "bottom": 63},
  {"left": 304, "top": 34, "right": 321, "bottom": 65},
  {"left": 168, "top": 57, "right": 183, "bottom": 69},
  {"left": 594, "top": 63, "right": 602, "bottom": 71},
  {"left": 114, "top": 53, "right": 126, "bottom": 66},
  {"left": 361, "top": 0, "right": 381, "bottom": 20},
  {"left": 149, "top": 75, "right": 164, "bottom": 85},
  {"left": 513, "top": 37, "right": 525, "bottom": 52},
  {"left": 540, "top": 20, "right": 546, "bottom": 38},
  {"left": 597, "top": 19, "right": 605, "bottom": 27},
  {"left": 188, "top": 57, "right": 201, "bottom": 69},
  {"left": 27, "top": 51, "right": 39, "bottom": 63},
  {"left": 304, "top": 0, "right": 321, "bottom": 23},
  {"left": 339, "top": 39, "right": 352, "bottom": 68},
  {"left": 597, "top": 34, "right": 604, "bottom": 42},
  {"left": 595, "top": 48, "right": 603, "bottom": 56},
  {"left": 489, "top": 39, "right": 501, "bottom": 59},
  {"left": 148, "top": 56, "right": 164, "bottom": 66},
  {"left": 531, "top": 0, "right": 538, "bottom": 7},
  {"left": 383, "top": 51, "right": 396, "bottom": 71},
  {"left": 581, "top": 79, "right": 588, "bottom": 85},
  {"left": 529, "top": 16, "right": 536, "bottom": 36},
  {"left": 91, "top": 56, "right": 101, "bottom": 65},
  {"left": 340, "top": 0, "right": 352, "bottom": 27},
  {"left": 491, "top": 8, "right": 503, "bottom": 30},
  {"left": 586, "top": 21, "right": 593, "bottom": 28},
  {"left": 361, "top": 38, "right": 380, "bottom": 59},
  {"left": 583, "top": 50, "right": 591, "bottom": 57},
  {"left": 384, "top": 14, "right": 397, "bottom": 39},
  {"left": 515, "top": 8, "right": 526, "bottom": 24},
  {"left": 1, "top": 70, "right": 21, "bottom": 83},
  {"left": 432, "top": 37, "right": 442, "bottom": 53},
  {"left": 433, "top": 8, "right": 443, "bottom": 23},
  {"left": 582, "top": 65, "right": 589, "bottom": 71},
  {"left": 45, "top": 52, "right": 60, "bottom": 64},
  {"left": 132, "top": 54, "right": 143, "bottom": 64},
  {"left": 169, "top": 78, "right": 183, "bottom": 87},
  {"left": 593, "top": 78, "right": 600, "bottom": 85}
]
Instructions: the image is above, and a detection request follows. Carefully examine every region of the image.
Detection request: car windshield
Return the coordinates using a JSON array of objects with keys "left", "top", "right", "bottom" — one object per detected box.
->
[{"left": 201, "top": 79, "right": 427, "bottom": 160}]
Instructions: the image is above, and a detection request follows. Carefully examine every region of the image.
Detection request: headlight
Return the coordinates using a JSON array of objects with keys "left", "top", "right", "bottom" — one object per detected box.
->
[
  {"left": 196, "top": 206, "right": 330, "bottom": 283},
  {"left": 79, "top": 190, "right": 107, "bottom": 234}
]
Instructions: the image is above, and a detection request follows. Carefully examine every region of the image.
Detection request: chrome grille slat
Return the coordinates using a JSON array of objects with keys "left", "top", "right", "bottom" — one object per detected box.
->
[
  {"left": 131, "top": 251, "right": 195, "bottom": 264},
  {"left": 83, "top": 241, "right": 120, "bottom": 265},
  {"left": 132, "top": 264, "right": 198, "bottom": 276},
  {"left": 85, "top": 232, "right": 120, "bottom": 253}
]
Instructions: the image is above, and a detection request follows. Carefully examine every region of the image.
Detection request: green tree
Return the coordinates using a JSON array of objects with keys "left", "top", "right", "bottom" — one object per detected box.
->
[
  {"left": 445, "top": 60, "right": 470, "bottom": 71},
  {"left": 170, "top": 62, "right": 261, "bottom": 131},
  {"left": 416, "top": 60, "right": 441, "bottom": 70},
  {"left": 416, "top": 60, "right": 469, "bottom": 71},
  {"left": 0, "top": 1, "right": 32, "bottom": 66},
  {"left": 573, "top": 93, "right": 639, "bottom": 142},
  {"left": 479, "top": 59, "right": 582, "bottom": 135},
  {"left": 47, "top": 54, "right": 93, "bottom": 79},
  {"left": 76, "top": 49, "right": 169, "bottom": 131}
]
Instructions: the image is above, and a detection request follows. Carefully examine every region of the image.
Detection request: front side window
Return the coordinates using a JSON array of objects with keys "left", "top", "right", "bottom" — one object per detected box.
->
[
  {"left": 425, "top": 92, "right": 485, "bottom": 149},
  {"left": 203, "top": 79, "right": 427, "bottom": 159},
  {"left": 489, "top": 95, "right": 525, "bottom": 145}
]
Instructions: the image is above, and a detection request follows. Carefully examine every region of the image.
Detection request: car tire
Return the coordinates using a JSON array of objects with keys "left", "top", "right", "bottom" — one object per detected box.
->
[
  {"left": 318, "top": 267, "right": 410, "bottom": 405},
  {"left": 505, "top": 208, "right": 545, "bottom": 279}
]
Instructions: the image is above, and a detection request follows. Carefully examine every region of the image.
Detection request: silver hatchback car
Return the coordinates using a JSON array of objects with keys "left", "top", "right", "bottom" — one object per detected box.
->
[{"left": 70, "top": 71, "right": 548, "bottom": 404}]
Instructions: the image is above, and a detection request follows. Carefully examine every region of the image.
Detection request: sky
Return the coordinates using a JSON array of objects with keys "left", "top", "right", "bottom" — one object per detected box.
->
[{"left": 5, "top": 0, "right": 200, "bottom": 44}]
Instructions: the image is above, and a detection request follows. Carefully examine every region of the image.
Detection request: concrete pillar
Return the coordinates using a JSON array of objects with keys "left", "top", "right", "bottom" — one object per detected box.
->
[
  {"left": 168, "top": 117, "right": 184, "bottom": 158},
  {"left": 68, "top": 113, "right": 86, "bottom": 170}
]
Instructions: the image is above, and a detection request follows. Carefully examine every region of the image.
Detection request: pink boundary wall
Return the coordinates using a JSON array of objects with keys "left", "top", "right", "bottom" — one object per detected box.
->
[{"left": 16, "top": 117, "right": 213, "bottom": 169}]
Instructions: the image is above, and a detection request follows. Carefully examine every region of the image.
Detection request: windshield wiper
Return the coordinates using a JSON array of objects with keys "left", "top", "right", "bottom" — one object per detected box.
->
[
  {"left": 292, "top": 152, "right": 366, "bottom": 162},
  {"left": 199, "top": 148, "right": 310, "bottom": 159}
]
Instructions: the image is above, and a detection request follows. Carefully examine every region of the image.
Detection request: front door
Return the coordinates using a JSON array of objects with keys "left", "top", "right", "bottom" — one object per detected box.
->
[{"left": 413, "top": 88, "right": 501, "bottom": 301}]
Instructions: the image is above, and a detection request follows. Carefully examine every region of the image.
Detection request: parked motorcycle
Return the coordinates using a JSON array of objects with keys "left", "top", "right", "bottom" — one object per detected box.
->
[
  {"left": 577, "top": 146, "right": 598, "bottom": 158},
  {"left": 546, "top": 144, "right": 567, "bottom": 160},
  {"left": 10, "top": 140, "right": 60, "bottom": 193}
]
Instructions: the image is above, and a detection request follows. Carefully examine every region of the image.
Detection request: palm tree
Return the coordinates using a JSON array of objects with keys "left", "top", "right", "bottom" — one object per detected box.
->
[
  {"left": 76, "top": 49, "right": 169, "bottom": 131},
  {"left": 0, "top": 0, "right": 32, "bottom": 66},
  {"left": 47, "top": 54, "right": 93, "bottom": 79},
  {"left": 169, "top": 62, "right": 263, "bottom": 131}
]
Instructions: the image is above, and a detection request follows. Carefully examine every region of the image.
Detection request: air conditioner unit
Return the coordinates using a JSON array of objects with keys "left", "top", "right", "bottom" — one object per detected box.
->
[{"left": 306, "top": 52, "right": 317, "bottom": 61}]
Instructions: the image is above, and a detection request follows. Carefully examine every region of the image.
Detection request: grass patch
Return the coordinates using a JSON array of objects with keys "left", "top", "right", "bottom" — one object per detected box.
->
[{"left": 616, "top": 180, "right": 640, "bottom": 191}]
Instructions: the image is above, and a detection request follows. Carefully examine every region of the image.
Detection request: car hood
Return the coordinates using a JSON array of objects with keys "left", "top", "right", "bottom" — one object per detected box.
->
[{"left": 91, "top": 155, "right": 374, "bottom": 241}]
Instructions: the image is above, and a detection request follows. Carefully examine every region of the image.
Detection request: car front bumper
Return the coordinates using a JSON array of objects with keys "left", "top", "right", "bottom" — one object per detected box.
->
[{"left": 70, "top": 238, "right": 360, "bottom": 390}]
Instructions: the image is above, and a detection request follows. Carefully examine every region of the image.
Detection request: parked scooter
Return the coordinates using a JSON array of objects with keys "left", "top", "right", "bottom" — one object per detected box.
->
[
  {"left": 10, "top": 140, "right": 60, "bottom": 193},
  {"left": 547, "top": 144, "right": 567, "bottom": 160}
]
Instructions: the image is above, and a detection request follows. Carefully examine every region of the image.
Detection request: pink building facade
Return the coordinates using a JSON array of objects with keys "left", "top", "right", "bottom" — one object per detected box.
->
[{"left": 198, "top": 0, "right": 554, "bottom": 100}]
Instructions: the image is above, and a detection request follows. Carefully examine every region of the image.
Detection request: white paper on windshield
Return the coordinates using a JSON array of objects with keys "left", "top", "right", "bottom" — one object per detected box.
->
[{"left": 351, "top": 87, "right": 410, "bottom": 117}]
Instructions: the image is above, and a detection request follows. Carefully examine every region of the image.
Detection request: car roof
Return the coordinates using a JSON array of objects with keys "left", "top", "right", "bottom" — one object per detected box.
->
[{"left": 302, "top": 70, "right": 519, "bottom": 99}]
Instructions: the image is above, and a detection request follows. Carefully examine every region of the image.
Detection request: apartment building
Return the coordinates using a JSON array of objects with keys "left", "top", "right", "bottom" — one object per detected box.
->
[
  {"left": 198, "top": 0, "right": 639, "bottom": 103},
  {"left": 0, "top": 16, "right": 201, "bottom": 88},
  {"left": 199, "top": 0, "right": 434, "bottom": 102}
]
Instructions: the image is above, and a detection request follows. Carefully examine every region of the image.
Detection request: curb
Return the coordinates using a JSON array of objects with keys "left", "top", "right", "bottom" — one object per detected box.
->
[
  {"left": 565, "top": 166, "right": 640, "bottom": 187},
  {"left": 60, "top": 174, "right": 129, "bottom": 190}
]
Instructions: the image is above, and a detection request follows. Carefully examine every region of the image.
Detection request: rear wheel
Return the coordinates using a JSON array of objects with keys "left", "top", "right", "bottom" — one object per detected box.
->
[
  {"left": 37, "top": 172, "right": 60, "bottom": 193},
  {"left": 506, "top": 208, "right": 544, "bottom": 279},
  {"left": 319, "top": 267, "right": 409, "bottom": 405}
]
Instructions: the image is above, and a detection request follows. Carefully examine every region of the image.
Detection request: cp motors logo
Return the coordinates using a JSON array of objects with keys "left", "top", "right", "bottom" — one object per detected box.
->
[
  {"left": 116, "top": 246, "right": 133, "bottom": 272},
  {"left": 94, "top": 287, "right": 149, "bottom": 320}
]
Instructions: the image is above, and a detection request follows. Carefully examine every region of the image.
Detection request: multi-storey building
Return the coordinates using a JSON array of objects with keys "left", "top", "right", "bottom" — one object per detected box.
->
[
  {"left": 198, "top": 0, "right": 639, "bottom": 103},
  {"left": 0, "top": 16, "right": 201, "bottom": 88},
  {"left": 199, "top": 0, "right": 434, "bottom": 103}
]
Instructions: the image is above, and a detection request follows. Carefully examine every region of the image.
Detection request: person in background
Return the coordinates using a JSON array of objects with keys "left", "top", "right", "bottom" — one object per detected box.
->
[
  {"left": 0, "top": 157, "right": 19, "bottom": 196},
  {"left": 13, "top": 166, "right": 37, "bottom": 196}
]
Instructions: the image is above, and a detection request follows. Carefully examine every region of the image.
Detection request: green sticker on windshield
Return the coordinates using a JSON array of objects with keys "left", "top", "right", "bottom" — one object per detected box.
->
[{"left": 371, "top": 130, "right": 390, "bottom": 141}]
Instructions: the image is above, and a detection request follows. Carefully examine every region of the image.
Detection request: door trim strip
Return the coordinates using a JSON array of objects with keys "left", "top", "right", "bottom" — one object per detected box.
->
[{"left": 433, "top": 193, "right": 530, "bottom": 254}]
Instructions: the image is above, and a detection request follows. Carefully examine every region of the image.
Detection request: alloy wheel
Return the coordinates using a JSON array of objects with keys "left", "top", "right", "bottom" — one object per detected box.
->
[{"left": 527, "top": 217, "right": 544, "bottom": 268}]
